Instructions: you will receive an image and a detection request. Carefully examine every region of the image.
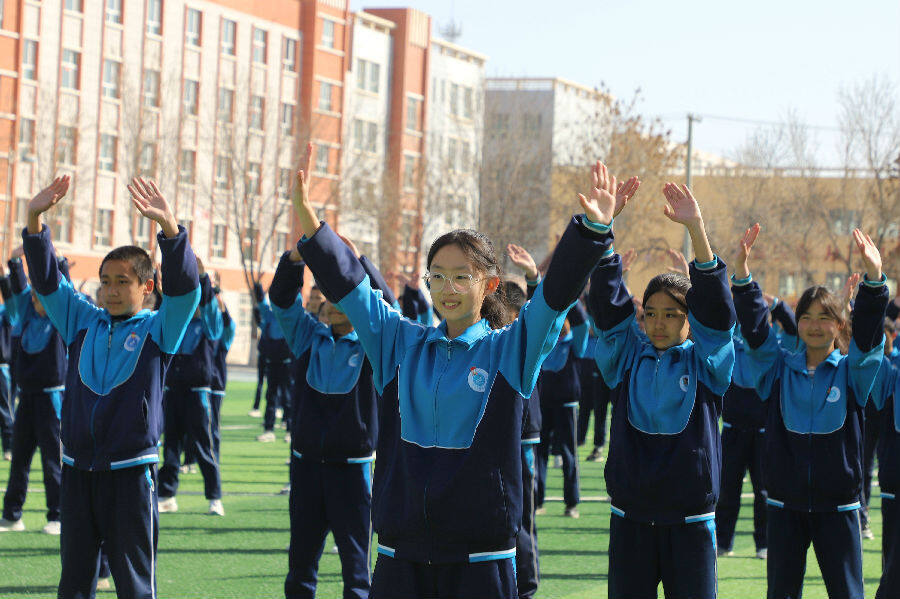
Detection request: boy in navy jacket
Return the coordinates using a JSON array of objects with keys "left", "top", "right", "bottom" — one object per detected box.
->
[
  {"left": 269, "top": 238, "right": 394, "bottom": 599},
  {"left": 0, "top": 265, "right": 13, "bottom": 460},
  {"left": 0, "top": 252, "right": 67, "bottom": 534},
  {"left": 157, "top": 259, "right": 224, "bottom": 515},
  {"left": 257, "top": 287, "right": 292, "bottom": 440},
  {"left": 210, "top": 285, "right": 236, "bottom": 459},
  {"left": 22, "top": 176, "right": 200, "bottom": 599}
]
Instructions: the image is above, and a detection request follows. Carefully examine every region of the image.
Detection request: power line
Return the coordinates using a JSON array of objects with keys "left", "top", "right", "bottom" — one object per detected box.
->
[{"left": 657, "top": 112, "right": 842, "bottom": 133}]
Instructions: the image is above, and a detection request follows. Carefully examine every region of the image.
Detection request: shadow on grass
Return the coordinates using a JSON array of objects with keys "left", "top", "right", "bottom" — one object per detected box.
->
[
  {"left": 540, "top": 548, "right": 607, "bottom": 557},
  {"left": 163, "top": 525, "right": 287, "bottom": 534},
  {"left": 0, "top": 547, "right": 58, "bottom": 557},
  {"left": 537, "top": 526, "right": 610, "bottom": 534},
  {"left": 0, "top": 586, "right": 58, "bottom": 594},
  {"left": 541, "top": 572, "right": 607, "bottom": 581}
]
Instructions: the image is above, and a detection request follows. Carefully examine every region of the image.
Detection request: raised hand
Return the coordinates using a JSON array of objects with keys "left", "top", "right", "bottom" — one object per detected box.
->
[
  {"left": 841, "top": 272, "right": 861, "bottom": 312},
  {"left": 336, "top": 232, "right": 360, "bottom": 258},
  {"left": 734, "top": 223, "right": 760, "bottom": 280},
  {"left": 10, "top": 245, "right": 24, "bottom": 260},
  {"left": 852, "top": 228, "right": 882, "bottom": 282},
  {"left": 665, "top": 248, "right": 689, "bottom": 275},
  {"left": 196, "top": 256, "right": 206, "bottom": 275},
  {"left": 578, "top": 162, "right": 616, "bottom": 225},
  {"left": 292, "top": 142, "right": 320, "bottom": 239},
  {"left": 662, "top": 183, "right": 703, "bottom": 226},
  {"left": 27, "top": 176, "right": 71, "bottom": 234},
  {"left": 620, "top": 248, "right": 637, "bottom": 273},
  {"left": 506, "top": 244, "right": 538, "bottom": 280},
  {"left": 127, "top": 177, "right": 178, "bottom": 238}
]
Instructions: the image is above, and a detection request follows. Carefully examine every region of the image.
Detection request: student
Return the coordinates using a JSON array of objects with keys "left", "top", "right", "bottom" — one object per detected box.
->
[
  {"left": 0, "top": 250, "right": 67, "bottom": 534},
  {"left": 23, "top": 175, "right": 200, "bottom": 599},
  {"left": 0, "top": 263, "right": 12, "bottom": 462},
  {"left": 210, "top": 283, "right": 236, "bottom": 459},
  {"left": 588, "top": 182, "right": 735, "bottom": 599},
  {"left": 401, "top": 273, "right": 435, "bottom": 326},
  {"left": 250, "top": 283, "right": 267, "bottom": 418},
  {"left": 715, "top": 294, "right": 797, "bottom": 560},
  {"left": 157, "top": 259, "right": 225, "bottom": 516},
  {"left": 257, "top": 285, "right": 292, "bottom": 442},
  {"left": 270, "top": 233, "right": 396, "bottom": 599},
  {"left": 290, "top": 147, "right": 638, "bottom": 598},
  {"left": 731, "top": 224, "right": 887, "bottom": 599}
]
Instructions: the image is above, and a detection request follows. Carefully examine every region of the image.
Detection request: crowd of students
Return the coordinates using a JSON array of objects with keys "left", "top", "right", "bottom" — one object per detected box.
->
[{"left": 0, "top": 149, "right": 898, "bottom": 599}]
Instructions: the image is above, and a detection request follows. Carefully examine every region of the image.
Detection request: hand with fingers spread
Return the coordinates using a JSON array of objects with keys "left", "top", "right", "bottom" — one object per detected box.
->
[
  {"left": 27, "top": 176, "right": 71, "bottom": 234},
  {"left": 292, "top": 142, "right": 320, "bottom": 239},
  {"left": 662, "top": 183, "right": 714, "bottom": 265},
  {"left": 841, "top": 272, "right": 861, "bottom": 313},
  {"left": 620, "top": 248, "right": 637, "bottom": 273},
  {"left": 852, "top": 228, "right": 883, "bottom": 283},
  {"left": 506, "top": 244, "right": 538, "bottom": 280},
  {"left": 734, "top": 223, "right": 760, "bottom": 280},
  {"left": 578, "top": 161, "right": 640, "bottom": 226},
  {"left": 665, "top": 248, "right": 689, "bottom": 275},
  {"left": 127, "top": 177, "right": 179, "bottom": 238}
]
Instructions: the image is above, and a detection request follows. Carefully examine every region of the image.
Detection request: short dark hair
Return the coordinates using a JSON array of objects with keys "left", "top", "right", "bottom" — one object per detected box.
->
[
  {"left": 502, "top": 280, "right": 527, "bottom": 313},
  {"left": 643, "top": 272, "right": 690, "bottom": 312},
  {"left": 99, "top": 246, "right": 154, "bottom": 283}
]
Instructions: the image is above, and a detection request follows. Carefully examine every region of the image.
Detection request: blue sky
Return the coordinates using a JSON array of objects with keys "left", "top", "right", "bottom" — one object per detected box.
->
[{"left": 354, "top": 0, "right": 900, "bottom": 166}]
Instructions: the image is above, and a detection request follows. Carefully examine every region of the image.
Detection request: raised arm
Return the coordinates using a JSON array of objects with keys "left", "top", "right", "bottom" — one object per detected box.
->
[
  {"left": 268, "top": 249, "right": 322, "bottom": 357},
  {"left": 847, "top": 228, "right": 889, "bottom": 404}
]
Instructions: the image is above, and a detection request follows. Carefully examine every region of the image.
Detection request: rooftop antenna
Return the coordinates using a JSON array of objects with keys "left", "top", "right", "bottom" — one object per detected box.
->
[{"left": 439, "top": 0, "right": 462, "bottom": 42}]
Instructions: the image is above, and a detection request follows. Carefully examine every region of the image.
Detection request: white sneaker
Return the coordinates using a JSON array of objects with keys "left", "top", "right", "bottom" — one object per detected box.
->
[
  {"left": 284, "top": 432, "right": 292, "bottom": 443},
  {"left": 0, "top": 517, "right": 25, "bottom": 531},
  {"left": 96, "top": 578, "right": 112, "bottom": 590},
  {"left": 717, "top": 548, "right": 734, "bottom": 557},
  {"left": 257, "top": 431, "right": 276, "bottom": 442},
  {"left": 42, "top": 521, "right": 61, "bottom": 535},
  {"left": 862, "top": 525, "right": 875, "bottom": 540},
  {"left": 158, "top": 496, "right": 178, "bottom": 513},
  {"left": 248, "top": 409, "right": 262, "bottom": 418},
  {"left": 280, "top": 483, "right": 291, "bottom": 495},
  {"left": 275, "top": 408, "right": 284, "bottom": 419},
  {"left": 188, "top": 464, "right": 198, "bottom": 474},
  {"left": 2, "top": 451, "right": 11, "bottom": 461},
  {"left": 179, "top": 465, "right": 191, "bottom": 474},
  {"left": 553, "top": 455, "right": 563, "bottom": 468},
  {"left": 756, "top": 548, "right": 768, "bottom": 559},
  {"left": 208, "top": 499, "right": 225, "bottom": 516},
  {"left": 331, "top": 545, "right": 339, "bottom": 554}
]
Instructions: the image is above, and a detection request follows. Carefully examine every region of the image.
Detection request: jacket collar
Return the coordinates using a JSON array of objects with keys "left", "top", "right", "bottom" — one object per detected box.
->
[
  {"left": 98, "top": 309, "right": 153, "bottom": 326},
  {"left": 425, "top": 318, "right": 492, "bottom": 348},
  {"left": 784, "top": 347, "right": 842, "bottom": 374}
]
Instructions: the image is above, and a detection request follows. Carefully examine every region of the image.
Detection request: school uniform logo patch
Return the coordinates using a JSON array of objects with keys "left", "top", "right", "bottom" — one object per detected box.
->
[
  {"left": 348, "top": 352, "right": 361, "bottom": 367},
  {"left": 123, "top": 332, "right": 141, "bottom": 352},
  {"left": 468, "top": 367, "right": 489, "bottom": 393},
  {"left": 825, "top": 386, "right": 841, "bottom": 403},
  {"left": 679, "top": 375, "right": 690, "bottom": 392}
]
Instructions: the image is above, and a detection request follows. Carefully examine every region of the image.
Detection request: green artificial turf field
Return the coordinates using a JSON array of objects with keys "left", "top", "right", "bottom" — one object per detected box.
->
[{"left": 0, "top": 381, "right": 886, "bottom": 597}]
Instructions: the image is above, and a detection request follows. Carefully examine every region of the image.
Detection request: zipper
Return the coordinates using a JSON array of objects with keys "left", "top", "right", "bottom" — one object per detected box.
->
[
  {"left": 90, "top": 321, "right": 116, "bottom": 470},
  {"left": 808, "top": 370, "right": 814, "bottom": 511},
  {"left": 431, "top": 342, "right": 452, "bottom": 444}
]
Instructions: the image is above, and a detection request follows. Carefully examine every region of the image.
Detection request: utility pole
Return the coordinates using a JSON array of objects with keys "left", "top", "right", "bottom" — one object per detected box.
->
[{"left": 681, "top": 113, "right": 701, "bottom": 259}]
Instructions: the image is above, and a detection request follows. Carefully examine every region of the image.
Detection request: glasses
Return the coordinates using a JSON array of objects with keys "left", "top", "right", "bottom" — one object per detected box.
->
[{"left": 423, "top": 272, "right": 481, "bottom": 293}]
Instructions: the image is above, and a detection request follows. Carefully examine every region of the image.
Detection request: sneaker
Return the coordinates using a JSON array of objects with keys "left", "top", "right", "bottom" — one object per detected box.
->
[
  {"left": 275, "top": 408, "right": 284, "bottom": 420},
  {"left": 553, "top": 455, "right": 563, "bottom": 468},
  {"left": 534, "top": 507, "right": 546, "bottom": 516},
  {"left": 42, "top": 521, "right": 61, "bottom": 535},
  {"left": 331, "top": 545, "right": 339, "bottom": 554},
  {"left": 280, "top": 482, "right": 291, "bottom": 495},
  {"left": 586, "top": 447, "right": 602, "bottom": 462},
  {"left": 862, "top": 525, "right": 875, "bottom": 540},
  {"left": 248, "top": 409, "right": 262, "bottom": 418},
  {"left": 564, "top": 507, "right": 580, "bottom": 519},
  {"left": 158, "top": 496, "right": 178, "bottom": 513},
  {"left": 96, "top": 578, "right": 112, "bottom": 590},
  {"left": 208, "top": 499, "right": 225, "bottom": 516},
  {"left": 179, "top": 465, "right": 191, "bottom": 474},
  {"left": 2, "top": 451, "right": 11, "bottom": 461},
  {"left": 188, "top": 464, "right": 198, "bottom": 474},
  {"left": 0, "top": 518, "right": 25, "bottom": 531},
  {"left": 756, "top": 548, "right": 768, "bottom": 559},
  {"left": 284, "top": 432, "right": 292, "bottom": 443},
  {"left": 717, "top": 548, "right": 734, "bottom": 557},
  {"left": 257, "top": 431, "right": 276, "bottom": 442}
]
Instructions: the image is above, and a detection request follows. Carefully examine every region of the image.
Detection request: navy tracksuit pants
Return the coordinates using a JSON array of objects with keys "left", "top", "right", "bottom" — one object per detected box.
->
[
  {"left": 58, "top": 464, "right": 158, "bottom": 599},
  {"left": 285, "top": 456, "right": 372, "bottom": 599},
  {"left": 766, "top": 505, "right": 863, "bottom": 599},
  {"left": 715, "top": 424, "right": 767, "bottom": 552},
  {"left": 2, "top": 390, "right": 61, "bottom": 522},
  {"left": 535, "top": 403, "right": 579, "bottom": 508},
  {"left": 516, "top": 443, "right": 539, "bottom": 599},
  {"left": 862, "top": 406, "right": 881, "bottom": 526},
  {"left": 878, "top": 493, "right": 899, "bottom": 599},
  {"left": 253, "top": 354, "right": 266, "bottom": 410},
  {"left": 0, "top": 363, "right": 13, "bottom": 453},
  {"left": 371, "top": 555, "right": 517, "bottom": 599},
  {"left": 608, "top": 512, "right": 718, "bottom": 599},
  {"left": 159, "top": 387, "right": 221, "bottom": 500},
  {"left": 210, "top": 389, "right": 224, "bottom": 459},
  {"left": 263, "top": 358, "right": 291, "bottom": 432}
]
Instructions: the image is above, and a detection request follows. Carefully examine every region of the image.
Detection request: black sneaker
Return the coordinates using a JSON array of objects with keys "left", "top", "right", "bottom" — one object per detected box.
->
[{"left": 586, "top": 447, "right": 602, "bottom": 462}]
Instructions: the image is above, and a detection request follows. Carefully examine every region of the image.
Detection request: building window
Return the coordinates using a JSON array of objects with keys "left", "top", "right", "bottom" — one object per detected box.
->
[
  {"left": 356, "top": 59, "right": 380, "bottom": 93},
  {"left": 221, "top": 19, "right": 236, "bottom": 55},
  {"left": 278, "top": 168, "right": 292, "bottom": 199},
  {"left": 406, "top": 97, "right": 422, "bottom": 132},
  {"left": 146, "top": 0, "right": 162, "bottom": 35},
  {"left": 106, "top": 0, "right": 122, "bottom": 24},
  {"left": 94, "top": 208, "right": 113, "bottom": 247},
  {"left": 249, "top": 95, "right": 264, "bottom": 130},
  {"left": 523, "top": 113, "right": 542, "bottom": 133},
  {"left": 282, "top": 38, "right": 297, "bottom": 72},
  {"left": 321, "top": 19, "right": 335, "bottom": 48},
  {"left": 215, "top": 155, "right": 230, "bottom": 189},
  {"left": 102, "top": 60, "right": 121, "bottom": 99},
  {"left": 403, "top": 156, "right": 417, "bottom": 189},
  {"left": 99, "top": 133, "right": 117, "bottom": 171},
  {"left": 50, "top": 205, "right": 73, "bottom": 244},
  {"left": 353, "top": 119, "right": 377, "bottom": 153},
  {"left": 183, "top": 79, "right": 199, "bottom": 116},
  {"left": 139, "top": 142, "right": 157, "bottom": 173},
  {"left": 61, "top": 50, "right": 80, "bottom": 90},
  {"left": 23, "top": 41, "right": 37, "bottom": 81},
  {"left": 135, "top": 217, "right": 152, "bottom": 250},
  {"left": 211, "top": 224, "right": 226, "bottom": 258},
  {"left": 319, "top": 82, "right": 333, "bottom": 112},
  {"left": 179, "top": 149, "right": 195, "bottom": 184},
  {"left": 463, "top": 87, "right": 473, "bottom": 119},
  {"left": 217, "top": 87, "right": 233, "bottom": 123},
  {"left": 247, "top": 162, "right": 261, "bottom": 196},
  {"left": 314, "top": 144, "right": 329, "bottom": 174},
  {"left": 252, "top": 28, "right": 267, "bottom": 64},
  {"left": 57, "top": 126, "right": 77, "bottom": 166},
  {"left": 184, "top": 8, "right": 201, "bottom": 46},
  {"left": 65, "top": 0, "right": 83, "bottom": 13},
  {"left": 280, "top": 103, "right": 294, "bottom": 135},
  {"left": 143, "top": 69, "right": 160, "bottom": 108},
  {"left": 18, "top": 118, "right": 35, "bottom": 156}
]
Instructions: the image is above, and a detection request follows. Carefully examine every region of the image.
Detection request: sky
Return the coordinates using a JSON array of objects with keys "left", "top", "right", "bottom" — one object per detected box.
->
[{"left": 352, "top": 0, "right": 900, "bottom": 167}]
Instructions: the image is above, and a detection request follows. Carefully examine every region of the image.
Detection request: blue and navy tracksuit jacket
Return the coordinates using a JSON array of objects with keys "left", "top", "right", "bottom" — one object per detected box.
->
[
  {"left": 402, "top": 284, "right": 434, "bottom": 326},
  {"left": 732, "top": 277, "right": 888, "bottom": 512},
  {"left": 588, "top": 243, "right": 736, "bottom": 525},
  {"left": 268, "top": 252, "right": 397, "bottom": 464},
  {"left": 870, "top": 350, "right": 900, "bottom": 499},
  {"left": 22, "top": 224, "right": 200, "bottom": 471},
  {"left": 4, "top": 259, "right": 66, "bottom": 410},
  {"left": 166, "top": 273, "right": 224, "bottom": 391},
  {"left": 258, "top": 295, "right": 290, "bottom": 363},
  {"left": 297, "top": 215, "right": 612, "bottom": 563},
  {"left": 211, "top": 308, "right": 236, "bottom": 393},
  {"left": 538, "top": 302, "right": 589, "bottom": 408}
]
